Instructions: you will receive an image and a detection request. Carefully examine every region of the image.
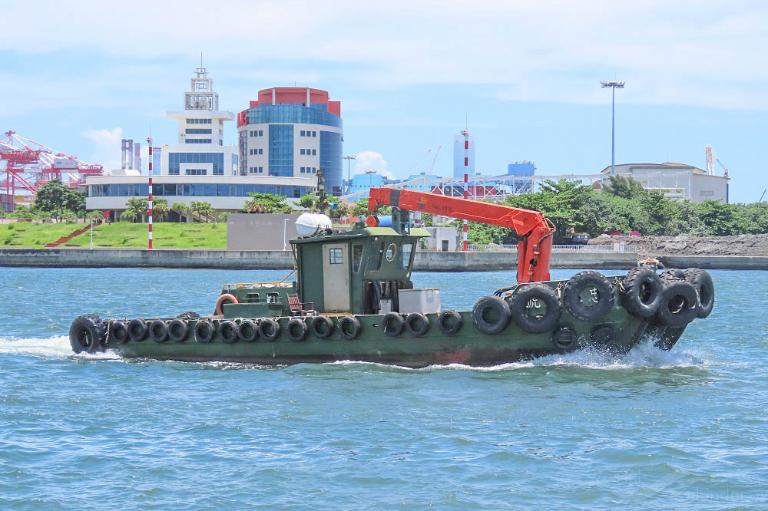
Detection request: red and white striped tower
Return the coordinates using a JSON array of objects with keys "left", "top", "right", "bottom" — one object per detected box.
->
[
  {"left": 147, "top": 137, "right": 153, "bottom": 250},
  {"left": 462, "top": 128, "right": 470, "bottom": 252}
]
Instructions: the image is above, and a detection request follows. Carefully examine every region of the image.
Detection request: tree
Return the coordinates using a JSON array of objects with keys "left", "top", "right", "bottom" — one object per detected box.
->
[
  {"left": 190, "top": 201, "right": 214, "bottom": 222},
  {"left": 171, "top": 202, "right": 191, "bottom": 223},
  {"left": 34, "top": 180, "right": 86, "bottom": 220},
  {"left": 124, "top": 197, "right": 147, "bottom": 223},
  {"left": 603, "top": 175, "right": 646, "bottom": 199},
  {"left": 297, "top": 193, "right": 319, "bottom": 210},
  {"left": 242, "top": 193, "right": 291, "bottom": 214},
  {"left": 153, "top": 198, "right": 169, "bottom": 222}
]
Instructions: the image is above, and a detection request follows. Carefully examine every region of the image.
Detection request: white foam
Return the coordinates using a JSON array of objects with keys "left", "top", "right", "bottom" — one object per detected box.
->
[{"left": 0, "top": 335, "right": 121, "bottom": 360}]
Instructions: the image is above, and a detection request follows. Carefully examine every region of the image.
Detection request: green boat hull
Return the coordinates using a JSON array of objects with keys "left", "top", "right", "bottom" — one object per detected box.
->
[{"left": 77, "top": 281, "right": 688, "bottom": 368}]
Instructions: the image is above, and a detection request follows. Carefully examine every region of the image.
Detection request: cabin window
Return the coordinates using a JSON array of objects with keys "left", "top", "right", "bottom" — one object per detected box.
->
[
  {"left": 245, "top": 293, "right": 260, "bottom": 303},
  {"left": 267, "top": 292, "right": 279, "bottom": 303},
  {"left": 401, "top": 242, "right": 413, "bottom": 270},
  {"left": 385, "top": 243, "right": 397, "bottom": 262},
  {"left": 352, "top": 244, "right": 363, "bottom": 272},
  {"left": 329, "top": 247, "right": 344, "bottom": 264}
]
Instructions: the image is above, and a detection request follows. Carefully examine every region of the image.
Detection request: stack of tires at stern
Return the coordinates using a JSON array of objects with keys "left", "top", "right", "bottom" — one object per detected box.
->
[
  {"left": 470, "top": 270, "right": 627, "bottom": 355},
  {"left": 629, "top": 266, "right": 714, "bottom": 349}
]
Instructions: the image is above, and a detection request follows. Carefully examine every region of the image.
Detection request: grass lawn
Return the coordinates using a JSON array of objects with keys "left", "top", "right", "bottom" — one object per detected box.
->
[
  {"left": 65, "top": 222, "right": 227, "bottom": 249},
  {"left": 0, "top": 222, "right": 227, "bottom": 248},
  {"left": 0, "top": 222, "right": 88, "bottom": 248}
]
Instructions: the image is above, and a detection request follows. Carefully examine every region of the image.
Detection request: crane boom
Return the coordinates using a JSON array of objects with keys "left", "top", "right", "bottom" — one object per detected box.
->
[{"left": 367, "top": 187, "right": 555, "bottom": 283}]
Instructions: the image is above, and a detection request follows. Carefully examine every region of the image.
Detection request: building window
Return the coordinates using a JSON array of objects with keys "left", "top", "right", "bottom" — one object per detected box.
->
[
  {"left": 269, "top": 124, "right": 294, "bottom": 177},
  {"left": 300, "top": 130, "right": 305, "bottom": 136},
  {"left": 185, "top": 128, "right": 212, "bottom": 134},
  {"left": 168, "top": 152, "right": 224, "bottom": 175},
  {"left": 312, "top": 149, "right": 317, "bottom": 156},
  {"left": 184, "top": 139, "right": 212, "bottom": 144},
  {"left": 329, "top": 248, "right": 343, "bottom": 264},
  {"left": 185, "top": 168, "right": 207, "bottom": 176},
  {"left": 188, "top": 119, "right": 212, "bottom": 125}
]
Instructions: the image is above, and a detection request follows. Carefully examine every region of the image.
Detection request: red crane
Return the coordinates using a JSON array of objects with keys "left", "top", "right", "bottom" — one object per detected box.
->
[
  {"left": 0, "top": 130, "right": 104, "bottom": 198},
  {"left": 367, "top": 187, "right": 555, "bottom": 283}
]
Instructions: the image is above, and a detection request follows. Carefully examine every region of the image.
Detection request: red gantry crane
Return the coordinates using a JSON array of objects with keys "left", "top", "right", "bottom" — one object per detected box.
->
[
  {"left": 0, "top": 130, "right": 104, "bottom": 198},
  {"left": 367, "top": 187, "right": 556, "bottom": 283}
]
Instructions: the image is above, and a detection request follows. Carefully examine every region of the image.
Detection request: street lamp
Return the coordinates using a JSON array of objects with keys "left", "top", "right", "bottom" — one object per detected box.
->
[
  {"left": 343, "top": 155, "right": 357, "bottom": 194},
  {"left": 601, "top": 80, "right": 625, "bottom": 176}
]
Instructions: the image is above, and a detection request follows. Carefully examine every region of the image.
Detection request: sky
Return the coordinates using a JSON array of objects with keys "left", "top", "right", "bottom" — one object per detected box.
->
[{"left": 0, "top": 0, "right": 767, "bottom": 203}]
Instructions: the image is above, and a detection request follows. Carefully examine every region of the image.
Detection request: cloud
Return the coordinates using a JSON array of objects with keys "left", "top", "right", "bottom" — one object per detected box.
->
[
  {"left": 82, "top": 127, "right": 123, "bottom": 170},
  {"left": 354, "top": 151, "right": 394, "bottom": 179},
  {"left": 1, "top": 1, "right": 767, "bottom": 109}
]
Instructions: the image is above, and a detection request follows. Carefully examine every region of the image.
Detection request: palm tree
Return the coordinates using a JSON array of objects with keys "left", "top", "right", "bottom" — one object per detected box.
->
[
  {"left": 171, "top": 202, "right": 191, "bottom": 223},
  {"left": 153, "top": 198, "right": 169, "bottom": 222},
  {"left": 190, "top": 201, "right": 214, "bottom": 223},
  {"left": 124, "top": 197, "right": 147, "bottom": 223}
]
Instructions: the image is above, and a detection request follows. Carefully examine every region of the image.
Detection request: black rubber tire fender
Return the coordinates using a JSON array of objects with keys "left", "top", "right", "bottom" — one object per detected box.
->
[
  {"left": 684, "top": 269, "right": 714, "bottom": 319},
  {"left": 127, "top": 319, "right": 148, "bottom": 343},
  {"left": 150, "top": 320, "right": 169, "bottom": 343},
  {"left": 656, "top": 281, "right": 699, "bottom": 327},
  {"left": 405, "top": 313, "right": 430, "bottom": 337},
  {"left": 237, "top": 320, "right": 259, "bottom": 343},
  {"left": 69, "top": 315, "right": 107, "bottom": 354},
  {"left": 659, "top": 268, "right": 686, "bottom": 282},
  {"left": 167, "top": 319, "right": 189, "bottom": 342},
  {"left": 552, "top": 326, "right": 577, "bottom": 351},
  {"left": 438, "top": 311, "right": 463, "bottom": 336},
  {"left": 590, "top": 325, "right": 616, "bottom": 345},
  {"left": 508, "top": 284, "right": 561, "bottom": 334},
  {"left": 259, "top": 318, "right": 280, "bottom": 342},
  {"left": 621, "top": 267, "right": 664, "bottom": 319},
  {"left": 311, "top": 316, "right": 334, "bottom": 338},
  {"left": 287, "top": 318, "right": 308, "bottom": 342},
  {"left": 562, "top": 271, "right": 615, "bottom": 321},
  {"left": 472, "top": 296, "right": 511, "bottom": 335},
  {"left": 194, "top": 320, "right": 216, "bottom": 343},
  {"left": 338, "top": 316, "right": 361, "bottom": 340},
  {"left": 220, "top": 320, "right": 239, "bottom": 343},
  {"left": 382, "top": 312, "right": 405, "bottom": 337},
  {"left": 109, "top": 320, "right": 129, "bottom": 344}
]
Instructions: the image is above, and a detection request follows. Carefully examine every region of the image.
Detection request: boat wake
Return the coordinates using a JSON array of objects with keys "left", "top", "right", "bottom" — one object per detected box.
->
[
  {"left": 0, "top": 335, "right": 707, "bottom": 372},
  {"left": 0, "top": 335, "right": 120, "bottom": 360},
  {"left": 325, "top": 341, "right": 708, "bottom": 372}
]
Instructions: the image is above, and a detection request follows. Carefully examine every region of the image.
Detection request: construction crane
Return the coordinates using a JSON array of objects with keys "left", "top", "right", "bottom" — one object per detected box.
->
[
  {"left": 715, "top": 158, "right": 730, "bottom": 178},
  {"left": 0, "top": 130, "right": 103, "bottom": 197},
  {"left": 427, "top": 145, "right": 442, "bottom": 174},
  {"left": 367, "top": 187, "right": 555, "bottom": 283}
]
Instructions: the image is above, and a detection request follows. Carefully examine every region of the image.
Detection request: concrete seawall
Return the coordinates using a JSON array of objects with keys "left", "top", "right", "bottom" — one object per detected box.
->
[{"left": 3, "top": 248, "right": 763, "bottom": 271}]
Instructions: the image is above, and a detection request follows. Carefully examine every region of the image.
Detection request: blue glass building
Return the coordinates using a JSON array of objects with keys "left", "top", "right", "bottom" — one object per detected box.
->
[{"left": 237, "top": 87, "right": 343, "bottom": 196}]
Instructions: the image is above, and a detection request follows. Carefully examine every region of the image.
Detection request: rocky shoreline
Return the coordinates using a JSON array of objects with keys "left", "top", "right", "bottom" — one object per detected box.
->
[{"left": 589, "top": 234, "right": 768, "bottom": 257}]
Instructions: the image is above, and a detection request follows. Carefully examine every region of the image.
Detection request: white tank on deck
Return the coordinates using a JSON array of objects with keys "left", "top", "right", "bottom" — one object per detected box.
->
[{"left": 295, "top": 213, "right": 332, "bottom": 238}]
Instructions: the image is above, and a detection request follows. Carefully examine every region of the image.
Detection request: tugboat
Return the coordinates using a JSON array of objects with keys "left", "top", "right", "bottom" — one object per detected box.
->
[{"left": 69, "top": 188, "right": 715, "bottom": 367}]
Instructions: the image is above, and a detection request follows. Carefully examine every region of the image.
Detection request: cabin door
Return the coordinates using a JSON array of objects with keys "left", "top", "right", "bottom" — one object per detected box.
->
[{"left": 322, "top": 243, "right": 350, "bottom": 312}]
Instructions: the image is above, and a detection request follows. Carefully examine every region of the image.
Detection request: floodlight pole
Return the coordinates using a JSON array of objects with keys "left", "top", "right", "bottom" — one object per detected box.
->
[{"left": 601, "top": 81, "right": 625, "bottom": 176}]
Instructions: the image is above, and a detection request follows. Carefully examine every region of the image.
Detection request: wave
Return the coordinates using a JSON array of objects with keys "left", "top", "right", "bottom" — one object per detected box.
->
[
  {"left": 0, "top": 335, "right": 706, "bottom": 371},
  {"left": 0, "top": 335, "right": 120, "bottom": 360}
]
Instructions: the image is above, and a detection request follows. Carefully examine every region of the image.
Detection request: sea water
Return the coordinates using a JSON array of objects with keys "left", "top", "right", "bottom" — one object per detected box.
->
[{"left": 0, "top": 268, "right": 766, "bottom": 509}]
